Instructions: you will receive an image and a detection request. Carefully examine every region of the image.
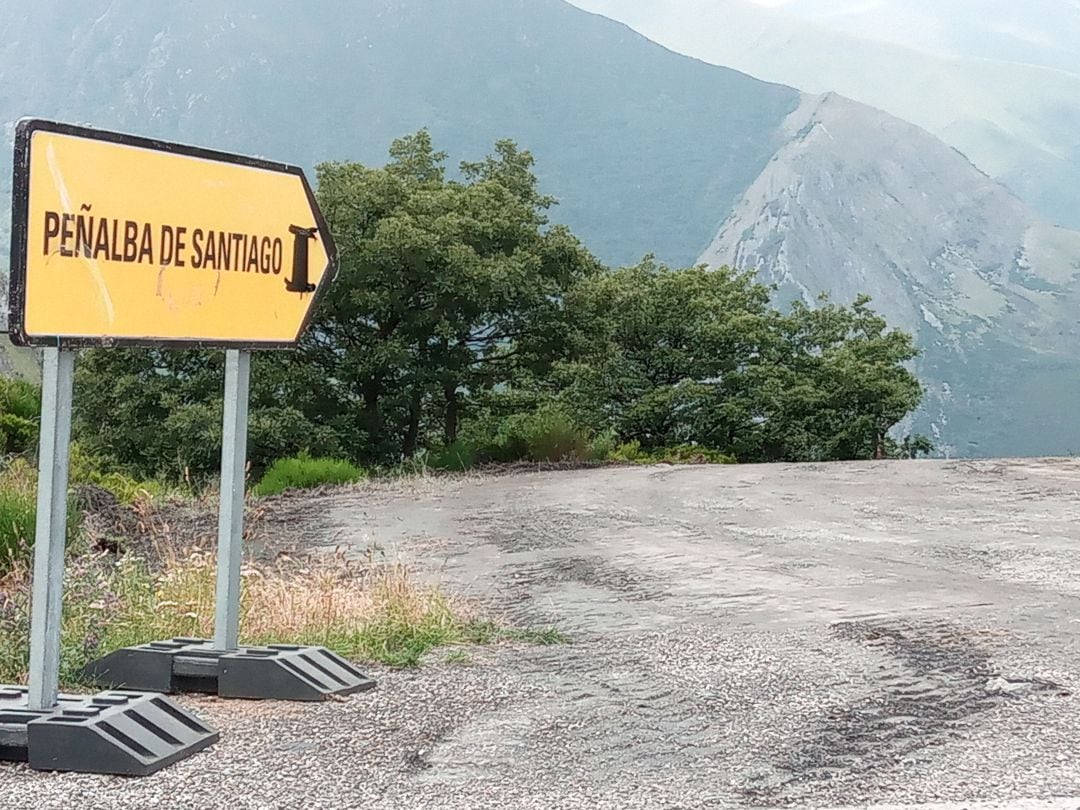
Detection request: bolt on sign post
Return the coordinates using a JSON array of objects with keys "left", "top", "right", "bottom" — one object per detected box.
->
[{"left": 3, "top": 120, "right": 370, "bottom": 775}]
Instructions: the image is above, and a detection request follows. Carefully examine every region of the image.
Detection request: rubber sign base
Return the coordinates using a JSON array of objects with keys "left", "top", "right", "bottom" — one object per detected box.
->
[
  {"left": 83, "top": 638, "right": 376, "bottom": 702},
  {"left": 0, "top": 684, "right": 218, "bottom": 775}
]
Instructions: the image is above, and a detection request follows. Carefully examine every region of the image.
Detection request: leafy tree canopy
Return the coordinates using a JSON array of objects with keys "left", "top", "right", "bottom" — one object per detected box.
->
[{"left": 71, "top": 132, "right": 923, "bottom": 478}]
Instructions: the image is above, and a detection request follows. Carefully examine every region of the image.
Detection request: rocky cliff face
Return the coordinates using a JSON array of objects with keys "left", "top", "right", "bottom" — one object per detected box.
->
[{"left": 701, "top": 93, "right": 1080, "bottom": 456}]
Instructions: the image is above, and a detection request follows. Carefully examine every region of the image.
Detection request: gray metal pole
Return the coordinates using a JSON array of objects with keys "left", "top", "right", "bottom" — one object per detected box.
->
[
  {"left": 214, "top": 349, "right": 251, "bottom": 651},
  {"left": 27, "top": 348, "right": 75, "bottom": 711}
]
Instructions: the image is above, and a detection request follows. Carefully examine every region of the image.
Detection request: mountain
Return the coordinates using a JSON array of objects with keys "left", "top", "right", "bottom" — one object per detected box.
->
[
  {"left": 0, "top": 0, "right": 799, "bottom": 270},
  {"left": 700, "top": 93, "right": 1080, "bottom": 456},
  {"left": 2, "top": 0, "right": 1080, "bottom": 457},
  {"left": 569, "top": 0, "right": 1080, "bottom": 232}
]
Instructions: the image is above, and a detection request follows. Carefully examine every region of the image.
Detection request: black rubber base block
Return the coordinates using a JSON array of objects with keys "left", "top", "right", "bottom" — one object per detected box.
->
[
  {"left": 83, "top": 639, "right": 377, "bottom": 701},
  {"left": 0, "top": 685, "right": 218, "bottom": 775}
]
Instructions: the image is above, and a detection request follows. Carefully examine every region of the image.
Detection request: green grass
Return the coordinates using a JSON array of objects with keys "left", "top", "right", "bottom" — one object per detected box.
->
[
  {"left": 0, "top": 378, "right": 40, "bottom": 422},
  {"left": 0, "top": 487, "right": 35, "bottom": 566},
  {"left": 0, "top": 377, "right": 41, "bottom": 455},
  {"left": 0, "top": 440, "right": 572, "bottom": 681},
  {"left": 0, "top": 459, "right": 41, "bottom": 568},
  {"left": 253, "top": 454, "right": 366, "bottom": 497},
  {"left": 0, "top": 452, "right": 159, "bottom": 573},
  {"left": 291, "top": 620, "right": 483, "bottom": 668}
]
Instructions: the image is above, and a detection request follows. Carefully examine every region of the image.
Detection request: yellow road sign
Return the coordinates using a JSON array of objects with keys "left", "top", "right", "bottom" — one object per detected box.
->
[{"left": 7, "top": 119, "right": 337, "bottom": 348}]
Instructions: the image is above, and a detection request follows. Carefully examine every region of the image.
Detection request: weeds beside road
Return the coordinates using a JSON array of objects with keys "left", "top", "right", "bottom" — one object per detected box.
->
[
  {"left": 0, "top": 543, "right": 515, "bottom": 685},
  {"left": 0, "top": 468, "right": 562, "bottom": 688}
]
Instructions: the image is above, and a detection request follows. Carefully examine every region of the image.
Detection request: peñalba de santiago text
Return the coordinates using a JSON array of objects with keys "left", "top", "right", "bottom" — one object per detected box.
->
[{"left": 41, "top": 209, "right": 285, "bottom": 274}]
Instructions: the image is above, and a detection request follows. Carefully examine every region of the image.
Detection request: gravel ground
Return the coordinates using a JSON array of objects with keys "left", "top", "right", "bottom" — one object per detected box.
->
[{"left": 3, "top": 458, "right": 1080, "bottom": 808}]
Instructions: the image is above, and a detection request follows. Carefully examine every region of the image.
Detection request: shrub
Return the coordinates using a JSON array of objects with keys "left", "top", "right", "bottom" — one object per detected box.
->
[
  {"left": 497, "top": 406, "right": 593, "bottom": 463},
  {"left": 427, "top": 406, "right": 597, "bottom": 469},
  {"left": 425, "top": 439, "right": 479, "bottom": 471},
  {"left": 651, "top": 445, "right": 736, "bottom": 465},
  {"left": 589, "top": 429, "right": 618, "bottom": 462},
  {"left": 522, "top": 408, "right": 592, "bottom": 462},
  {"left": 68, "top": 443, "right": 172, "bottom": 504},
  {"left": 0, "top": 378, "right": 40, "bottom": 455},
  {"left": 610, "top": 440, "right": 643, "bottom": 462},
  {"left": 89, "top": 472, "right": 172, "bottom": 504},
  {"left": 253, "top": 454, "right": 365, "bottom": 497},
  {"left": 0, "top": 414, "right": 37, "bottom": 456}
]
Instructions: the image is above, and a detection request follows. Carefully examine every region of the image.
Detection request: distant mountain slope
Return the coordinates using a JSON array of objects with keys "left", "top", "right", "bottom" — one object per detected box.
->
[
  {"left": 0, "top": 0, "right": 799, "bottom": 269},
  {"left": 570, "top": 0, "right": 1080, "bottom": 232},
  {"left": 700, "top": 94, "right": 1080, "bottom": 457}
]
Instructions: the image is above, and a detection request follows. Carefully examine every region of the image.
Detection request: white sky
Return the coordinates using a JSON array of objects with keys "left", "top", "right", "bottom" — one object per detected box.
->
[{"left": 568, "top": 0, "right": 1080, "bottom": 74}]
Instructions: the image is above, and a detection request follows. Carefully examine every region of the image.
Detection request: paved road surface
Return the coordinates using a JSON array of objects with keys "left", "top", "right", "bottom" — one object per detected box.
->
[{"left": 3, "top": 459, "right": 1080, "bottom": 808}]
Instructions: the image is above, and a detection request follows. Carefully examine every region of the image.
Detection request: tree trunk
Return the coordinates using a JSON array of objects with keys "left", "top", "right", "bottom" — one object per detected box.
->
[
  {"left": 402, "top": 392, "right": 422, "bottom": 458},
  {"left": 444, "top": 381, "right": 459, "bottom": 444},
  {"left": 362, "top": 379, "right": 382, "bottom": 445}
]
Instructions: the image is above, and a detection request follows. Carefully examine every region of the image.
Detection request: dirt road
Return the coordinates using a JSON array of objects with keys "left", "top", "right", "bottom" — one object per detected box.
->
[{"left": 4, "top": 459, "right": 1080, "bottom": 808}]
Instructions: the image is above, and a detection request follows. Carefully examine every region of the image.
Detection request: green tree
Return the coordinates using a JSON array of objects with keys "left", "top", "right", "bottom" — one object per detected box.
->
[
  {"left": 67, "top": 132, "right": 924, "bottom": 478},
  {"left": 751, "top": 295, "right": 923, "bottom": 461},
  {"left": 555, "top": 257, "right": 774, "bottom": 451},
  {"left": 72, "top": 349, "right": 340, "bottom": 480},
  {"left": 554, "top": 262, "right": 922, "bottom": 463},
  {"left": 890, "top": 434, "right": 935, "bottom": 459},
  {"left": 309, "top": 130, "right": 597, "bottom": 461},
  {"left": 71, "top": 131, "right": 597, "bottom": 474}
]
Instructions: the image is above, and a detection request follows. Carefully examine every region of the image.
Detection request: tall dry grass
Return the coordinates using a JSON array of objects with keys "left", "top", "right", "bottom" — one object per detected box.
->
[{"left": 0, "top": 544, "right": 495, "bottom": 686}]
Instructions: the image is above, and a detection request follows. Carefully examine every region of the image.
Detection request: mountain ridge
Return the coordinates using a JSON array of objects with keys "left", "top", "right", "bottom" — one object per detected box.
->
[
  {"left": 0, "top": 0, "right": 800, "bottom": 269},
  {"left": 569, "top": 0, "right": 1080, "bottom": 232}
]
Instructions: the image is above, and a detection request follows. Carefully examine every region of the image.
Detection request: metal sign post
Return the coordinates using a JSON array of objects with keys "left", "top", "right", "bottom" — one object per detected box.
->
[
  {"left": 3, "top": 119, "right": 369, "bottom": 760},
  {"left": 2, "top": 344, "right": 220, "bottom": 774},
  {"left": 85, "top": 344, "right": 374, "bottom": 700},
  {"left": 214, "top": 349, "right": 251, "bottom": 651},
  {"left": 1, "top": 117, "right": 226, "bottom": 776},
  {"left": 26, "top": 347, "right": 74, "bottom": 711}
]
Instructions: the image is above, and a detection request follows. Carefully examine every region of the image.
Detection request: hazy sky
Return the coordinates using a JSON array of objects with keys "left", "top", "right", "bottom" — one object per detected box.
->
[{"left": 569, "top": 0, "right": 1080, "bottom": 75}]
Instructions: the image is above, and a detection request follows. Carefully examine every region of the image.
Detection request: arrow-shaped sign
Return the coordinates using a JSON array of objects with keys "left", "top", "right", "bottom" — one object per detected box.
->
[{"left": 7, "top": 119, "right": 338, "bottom": 348}]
